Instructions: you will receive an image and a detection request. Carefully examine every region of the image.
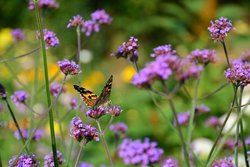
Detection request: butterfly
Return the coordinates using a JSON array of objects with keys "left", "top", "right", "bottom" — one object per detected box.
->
[{"left": 73, "top": 75, "right": 113, "bottom": 108}]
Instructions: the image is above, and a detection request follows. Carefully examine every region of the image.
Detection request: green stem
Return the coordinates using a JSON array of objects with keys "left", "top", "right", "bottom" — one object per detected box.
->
[
  {"left": 74, "top": 141, "right": 86, "bottom": 167},
  {"left": 34, "top": 1, "right": 58, "bottom": 166},
  {"left": 96, "top": 120, "right": 114, "bottom": 167},
  {"left": 206, "top": 86, "right": 238, "bottom": 165},
  {"left": 198, "top": 82, "right": 229, "bottom": 100},
  {"left": 221, "top": 40, "right": 231, "bottom": 68},
  {"left": 168, "top": 99, "right": 190, "bottom": 167},
  {"left": 66, "top": 139, "right": 74, "bottom": 167},
  {"left": 76, "top": 26, "right": 81, "bottom": 84},
  {"left": 104, "top": 116, "right": 114, "bottom": 133}
]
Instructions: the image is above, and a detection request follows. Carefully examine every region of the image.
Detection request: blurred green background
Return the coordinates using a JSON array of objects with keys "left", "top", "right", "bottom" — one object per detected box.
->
[{"left": 1, "top": 0, "right": 250, "bottom": 166}]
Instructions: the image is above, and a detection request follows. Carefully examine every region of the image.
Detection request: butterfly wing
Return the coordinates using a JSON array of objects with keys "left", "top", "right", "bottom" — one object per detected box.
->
[
  {"left": 94, "top": 75, "right": 113, "bottom": 108},
  {"left": 73, "top": 85, "right": 98, "bottom": 107}
]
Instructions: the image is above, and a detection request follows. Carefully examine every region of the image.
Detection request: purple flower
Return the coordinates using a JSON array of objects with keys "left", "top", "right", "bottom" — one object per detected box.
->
[
  {"left": 81, "top": 20, "right": 100, "bottom": 37},
  {"left": 132, "top": 56, "right": 173, "bottom": 88},
  {"left": 205, "top": 116, "right": 221, "bottom": 128},
  {"left": 91, "top": 9, "right": 112, "bottom": 24},
  {"left": 208, "top": 17, "right": 235, "bottom": 42},
  {"left": 195, "top": 104, "right": 210, "bottom": 114},
  {"left": 239, "top": 50, "right": 250, "bottom": 63},
  {"left": 67, "top": 15, "right": 85, "bottom": 28},
  {"left": 57, "top": 59, "right": 81, "bottom": 75},
  {"left": 108, "top": 105, "right": 122, "bottom": 117},
  {"left": 224, "top": 61, "right": 250, "bottom": 86},
  {"left": 36, "top": 29, "right": 59, "bottom": 49},
  {"left": 150, "top": 44, "right": 177, "bottom": 58},
  {"left": 0, "top": 83, "right": 7, "bottom": 99},
  {"left": 11, "top": 90, "right": 29, "bottom": 106},
  {"left": 161, "top": 157, "right": 179, "bottom": 167},
  {"left": 223, "top": 138, "right": 242, "bottom": 150},
  {"left": 118, "top": 138, "right": 164, "bottom": 166},
  {"left": 28, "top": 0, "right": 59, "bottom": 10},
  {"left": 44, "top": 150, "right": 65, "bottom": 167},
  {"left": 78, "top": 162, "right": 94, "bottom": 167},
  {"left": 211, "top": 157, "right": 235, "bottom": 167},
  {"left": 14, "top": 128, "right": 44, "bottom": 141},
  {"left": 8, "top": 153, "right": 39, "bottom": 167},
  {"left": 174, "top": 112, "right": 190, "bottom": 126},
  {"left": 86, "top": 107, "right": 106, "bottom": 119},
  {"left": 110, "top": 122, "right": 127, "bottom": 136},
  {"left": 245, "top": 136, "right": 250, "bottom": 145},
  {"left": 49, "top": 83, "right": 66, "bottom": 97},
  {"left": 187, "top": 49, "right": 217, "bottom": 65},
  {"left": 11, "top": 28, "right": 25, "bottom": 41},
  {"left": 70, "top": 97, "right": 77, "bottom": 110},
  {"left": 70, "top": 117, "right": 99, "bottom": 142},
  {"left": 111, "top": 36, "right": 139, "bottom": 62}
]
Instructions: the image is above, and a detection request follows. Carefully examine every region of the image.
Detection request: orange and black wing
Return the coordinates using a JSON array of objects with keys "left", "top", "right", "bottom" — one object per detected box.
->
[
  {"left": 73, "top": 85, "right": 98, "bottom": 107},
  {"left": 94, "top": 75, "right": 113, "bottom": 108}
]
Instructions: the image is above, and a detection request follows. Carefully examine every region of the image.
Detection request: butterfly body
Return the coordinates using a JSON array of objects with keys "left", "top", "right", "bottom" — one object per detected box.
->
[{"left": 74, "top": 75, "right": 113, "bottom": 108}]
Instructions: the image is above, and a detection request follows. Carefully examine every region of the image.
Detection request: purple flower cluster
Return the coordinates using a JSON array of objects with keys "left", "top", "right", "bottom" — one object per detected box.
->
[
  {"left": 208, "top": 17, "right": 235, "bottom": 42},
  {"left": 224, "top": 138, "right": 242, "bottom": 150},
  {"left": 70, "top": 117, "right": 99, "bottom": 142},
  {"left": 187, "top": 49, "right": 217, "bottom": 65},
  {"left": 44, "top": 150, "right": 65, "bottom": 167},
  {"left": 8, "top": 153, "right": 39, "bottom": 167},
  {"left": 11, "top": 90, "right": 29, "bottom": 106},
  {"left": 211, "top": 157, "right": 235, "bottom": 167},
  {"left": 70, "top": 97, "right": 77, "bottom": 110},
  {"left": 86, "top": 107, "right": 106, "bottom": 119},
  {"left": 28, "top": 0, "right": 59, "bottom": 10},
  {"left": 150, "top": 44, "right": 176, "bottom": 58},
  {"left": 14, "top": 128, "right": 44, "bottom": 141},
  {"left": 67, "top": 9, "right": 112, "bottom": 37},
  {"left": 195, "top": 104, "right": 210, "bottom": 114},
  {"left": 57, "top": 59, "right": 81, "bottom": 75},
  {"left": 161, "top": 157, "right": 179, "bottom": 167},
  {"left": 111, "top": 36, "right": 139, "bottom": 62},
  {"left": 110, "top": 122, "right": 127, "bottom": 136},
  {"left": 78, "top": 162, "right": 94, "bottom": 167},
  {"left": 118, "top": 138, "right": 164, "bottom": 166},
  {"left": 174, "top": 112, "right": 190, "bottom": 126},
  {"left": 224, "top": 61, "right": 250, "bottom": 86},
  {"left": 11, "top": 28, "right": 25, "bottom": 41},
  {"left": 36, "top": 29, "right": 59, "bottom": 49},
  {"left": 205, "top": 116, "right": 221, "bottom": 128},
  {"left": 108, "top": 105, "right": 122, "bottom": 117},
  {"left": 239, "top": 50, "right": 250, "bottom": 63},
  {"left": 49, "top": 83, "right": 66, "bottom": 97}
]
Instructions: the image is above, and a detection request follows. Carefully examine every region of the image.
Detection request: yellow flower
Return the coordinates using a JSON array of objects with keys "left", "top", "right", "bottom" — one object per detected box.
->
[
  {"left": 0, "top": 28, "right": 13, "bottom": 54},
  {"left": 121, "top": 66, "right": 136, "bottom": 83}
]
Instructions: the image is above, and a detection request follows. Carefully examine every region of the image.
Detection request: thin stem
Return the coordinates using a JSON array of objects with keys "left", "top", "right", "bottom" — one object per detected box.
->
[
  {"left": 5, "top": 99, "right": 29, "bottom": 153},
  {"left": 0, "top": 153, "right": 2, "bottom": 167},
  {"left": 206, "top": 86, "right": 238, "bottom": 165},
  {"left": 234, "top": 118, "right": 240, "bottom": 167},
  {"left": 187, "top": 78, "right": 200, "bottom": 150},
  {"left": 76, "top": 26, "right": 81, "bottom": 85},
  {"left": 34, "top": 1, "right": 58, "bottom": 166},
  {"left": 182, "top": 86, "right": 192, "bottom": 99},
  {"left": 221, "top": 40, "right": 231, "bottom": 68},
  {"left": 104, "top": 116, "right": 114, "bottom": 133},
  {"left": 96, "top": 120, "right": 114, "bottom": 167},
  {"left": 66, "top": 139, "right": 74, "bottom": 167},
  {"left": 198, "top": 82, "right": 229, "bottom": 100},
  {"left": 23, "top": 102, "right": 42, "bottom": 116},
  {"left": 168, "top": 99, "right": 190, "bottom": 167},
  {"left": 74, "top": 141, "right": 86, "bottom": 167}
]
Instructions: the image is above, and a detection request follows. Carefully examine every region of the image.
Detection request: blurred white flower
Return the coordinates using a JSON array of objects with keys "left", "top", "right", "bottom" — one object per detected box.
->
[
  {"left": 191, "top": 138, "right": 213, "bottom": 159},
  {"left": 220, "top": 112, "right": 245, "bottom": 135}
]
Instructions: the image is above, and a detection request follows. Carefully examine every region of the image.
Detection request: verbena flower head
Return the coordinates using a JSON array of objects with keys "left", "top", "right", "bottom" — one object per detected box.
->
[
  {"left": 111, "top": 36, "right": 139, "bottom": 62},
  {"left": 14, "top": 128, "right": 44, "bottom": 141},
  {"left": 208, "top": 17, "right": 235, "bottom": 42},
  {"left": 174, "top": 112, "right": 190, "bottom": 126},
  {"left": 108, "top": 105, "right": 122, "bottom": 117},
  {"left": 8, "top": 153, "right": 39, "bottom": 167},
  {"left": 11, "top": 90, "right": 29, "bottom": 106},
  {"left": 67, "top": 15, "right": 85, "bottom": 28},
  {"left": 36, "top": 29, "right": 59, "bottom": 49},
  {"left": 224, "top": 61, "right": 250, "bottom": 86},
  {"left": 28, "top": 0, "right": 59, "bottom": 10},
  {"left": 49, "top": 83, "right": 66, "bottom": 97},
  {"left": 132, "top": 56, "right": 172, "bottom": 88},
  {"left": 118, "top": 138, "right": 164, "bottom": 166},
  {"left": 110, "top": 122, "right": 127, "bottom": 136},
  {"left": 245, "top": 136, "right": 250, "bottom": 145},
  {"left": 205, "top": 116, "right": 221, "bottom": 128},
  {"left": 239, "top": 50, "right": 250, "bottom": 63},
  {"left": 86, "top": 107, "right": 106, "bottom": 119},
  {"left": 161, "top": 157, "right": 179, "bottom": 167},
  {"left": 78, "top": 162, "right": 94, "bottom": 167},
  {"left": 0, "top": 83, "right": 7, "bottom": 100},
  {"left": 187, "top": 49, "right": 217, "bottom": 65},
  {"left": 211, "top": 157, "right": 235, "bottom": 167},
  {"left": 91, "top": 9, "right": 112, "bottom": 24},
  {"left": 150, "top": 44, "right": 177, "bottom": 58},
  {"left": 57, "top": 59, "right": 81, "bottom": 75},
  {"left": 70, "top": 117, "right": 99, "bottom": 142},
  {"left": 44, "top": 150, "right": 65, "bottom": 167},
  {"left": 224, "top": 138, "right": 242, "bottom": 150},
  {"left": 11, "top": 28, "right": 25, "bottom": 41},
  {"left": 81, "top": 20, "right": 99, "bottom": 37},
  {"left": 70, "top": 97, "right": 77, "bottom": 110},
  {"left": 195, "top": 104, "right": 210, "bottom": 114}
]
